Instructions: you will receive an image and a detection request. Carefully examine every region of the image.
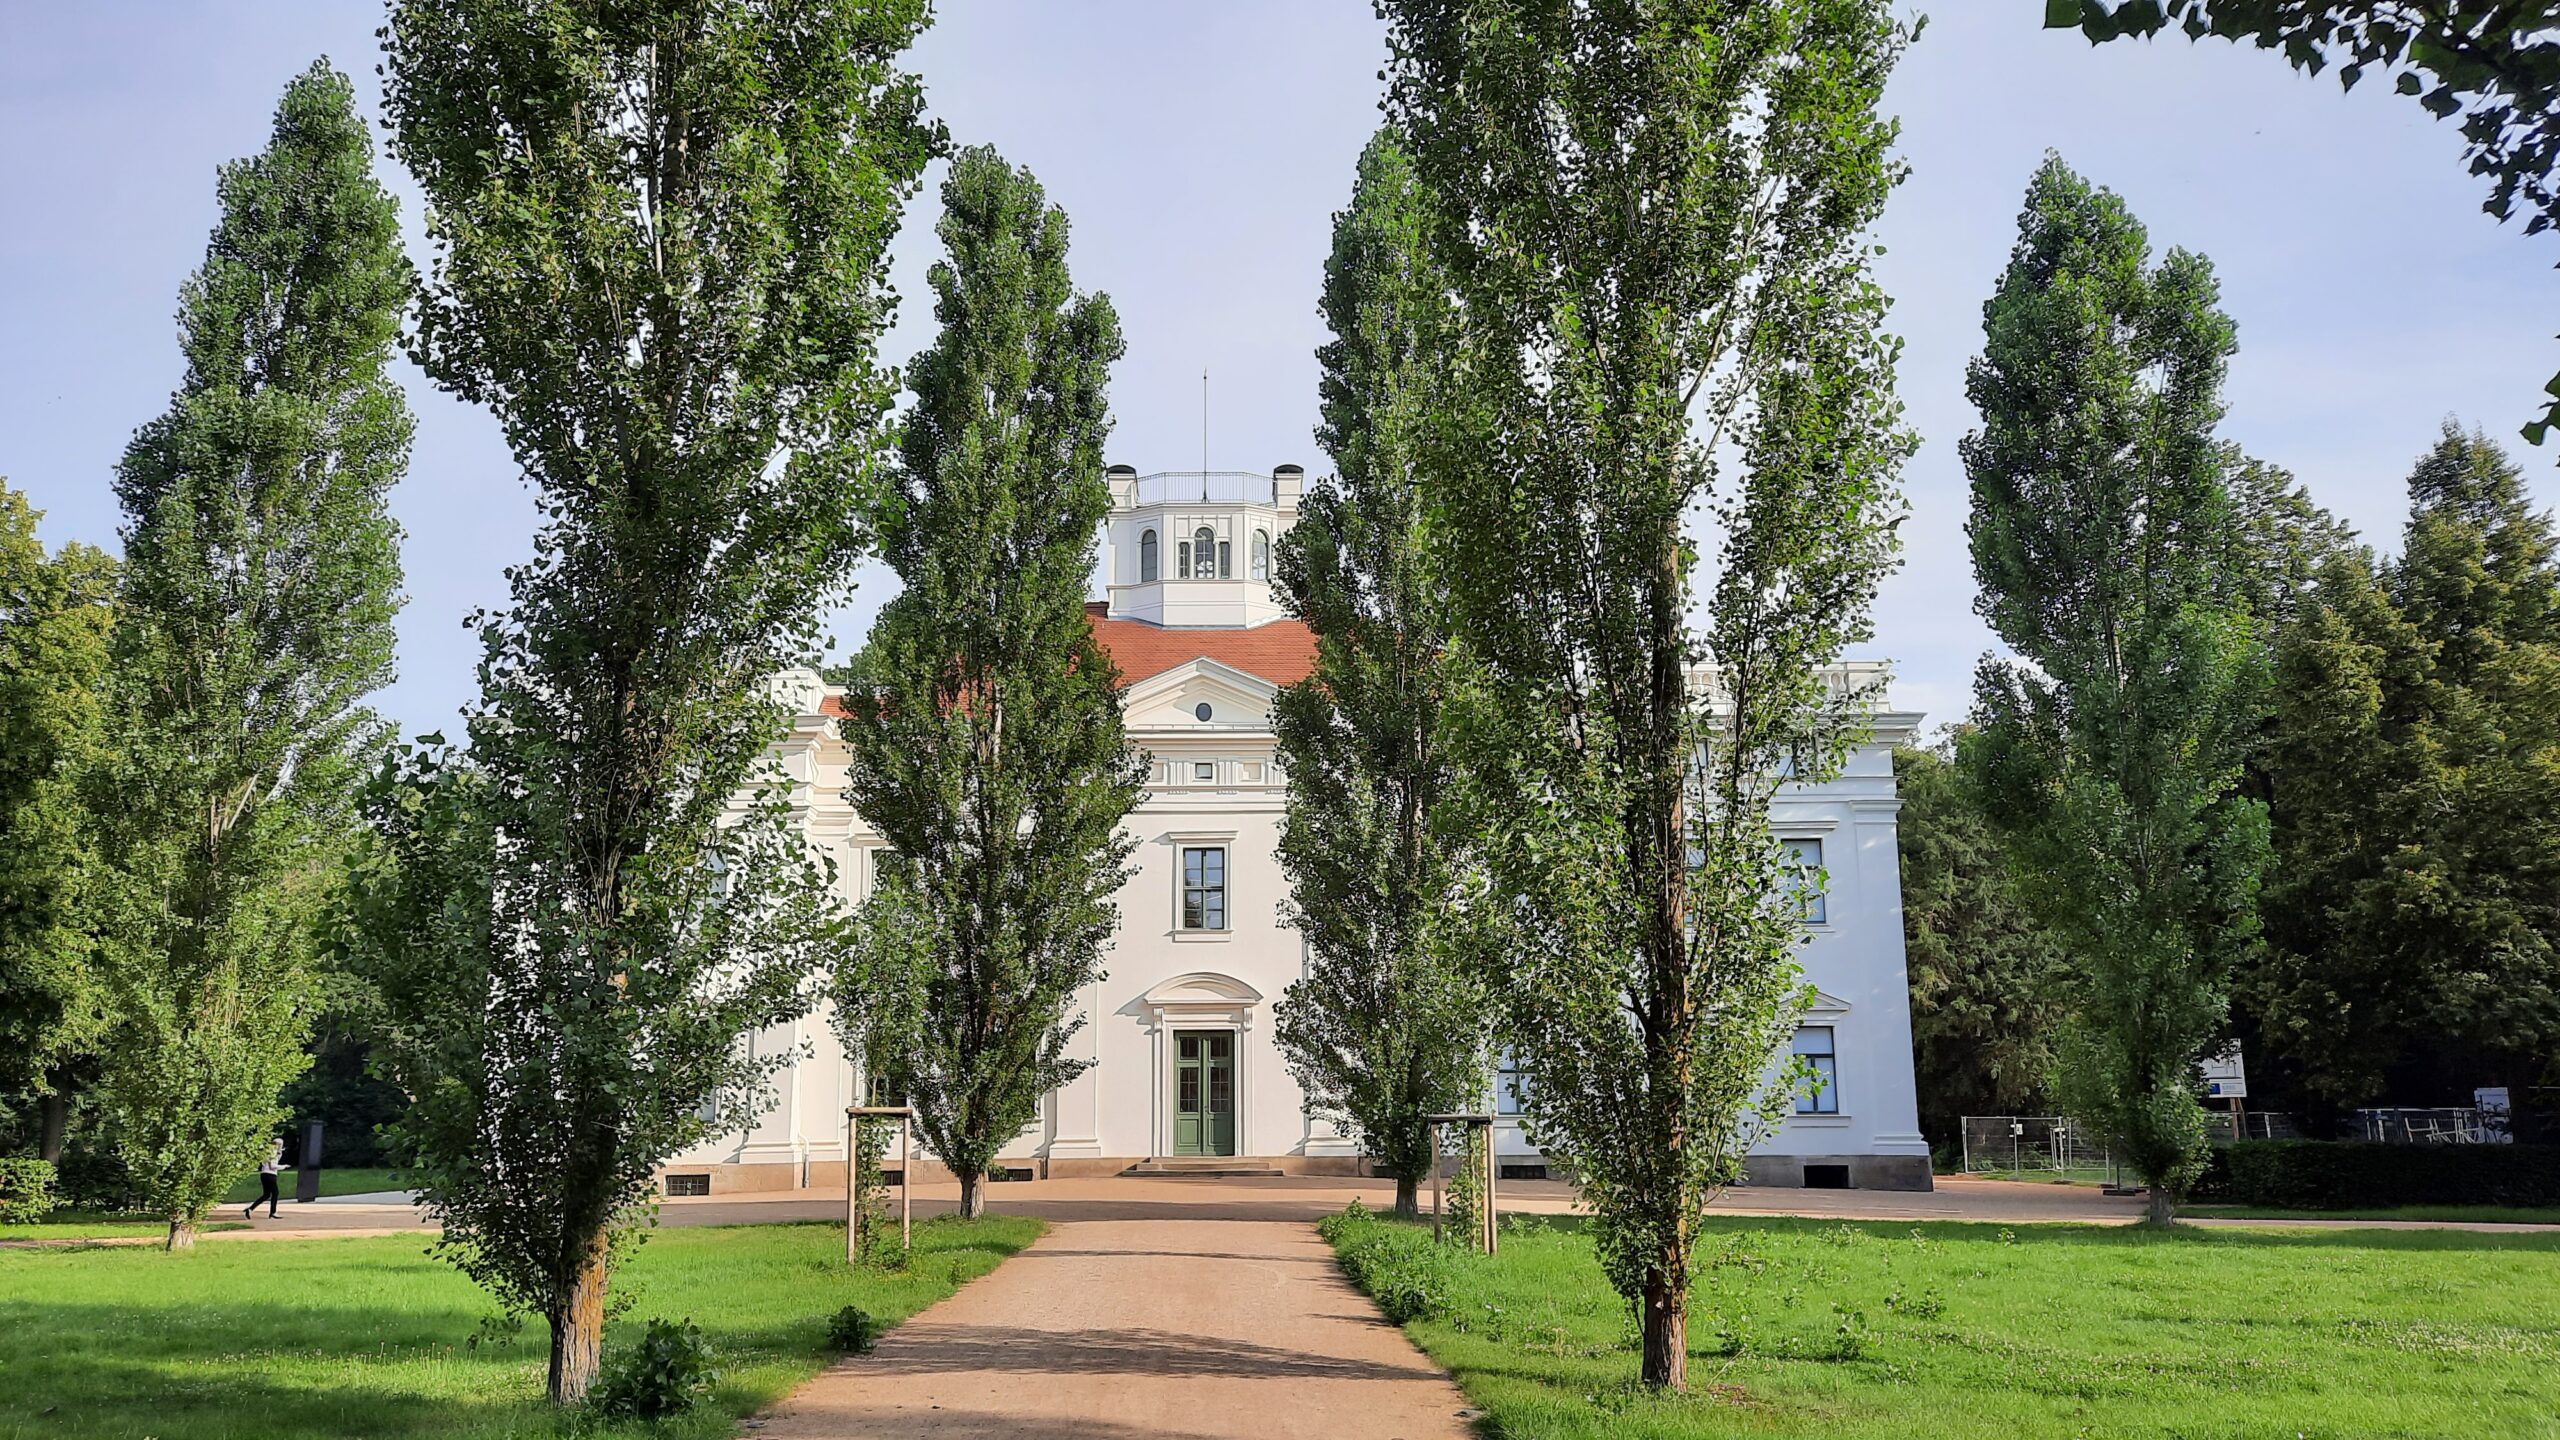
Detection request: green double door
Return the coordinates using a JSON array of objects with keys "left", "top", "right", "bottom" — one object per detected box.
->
[{"left": 1172, "top": 1030, "right": 1236, "bottom": 1157}]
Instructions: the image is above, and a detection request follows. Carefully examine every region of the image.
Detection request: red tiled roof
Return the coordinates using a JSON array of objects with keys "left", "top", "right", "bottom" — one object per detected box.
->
[
  {"left": 1088, "top": 611, "right": 1317, "bottom": 688},
  {"left": 817, "top": 606, "right": 1317, "bottom": 717}
]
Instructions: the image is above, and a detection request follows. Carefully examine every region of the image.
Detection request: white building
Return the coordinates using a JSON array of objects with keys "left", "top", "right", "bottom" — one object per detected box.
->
[{"left": 662, "top": 466, "right": 1932, "bottom": 1195}]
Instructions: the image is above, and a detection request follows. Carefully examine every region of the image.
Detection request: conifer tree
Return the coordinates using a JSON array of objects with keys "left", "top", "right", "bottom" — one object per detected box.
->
[
  {"left": 1386, "top": 0, "right": 1914, "bottom": 1390},
  {"left": 1893, "top": 743, "right": 2067, "bottom": 1147},
  {"left": 370, "top": 0, "right": 935, "bottom": 1400},
  {"left": 0, "top": 484, "right": 116, "bottom": 1163},
  {"left": 1962, "top": 156, "right": 2269, "bottom": 1223},
  {"left": 836, "top": 147, "right": 1140, "bottom": 1221},
  {"left": 91, "top": 62, "right": 411, "bottom": 1250},
  {"left": 2254, "top": 424, "right": 2560, "bottom": 1104},
  {"left": 1270, "top": 132, "right": 1489, "bottom": 1217}
]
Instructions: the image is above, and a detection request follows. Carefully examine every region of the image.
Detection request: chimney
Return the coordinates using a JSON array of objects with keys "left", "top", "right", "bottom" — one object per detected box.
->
[{"left": 1273, "top": 462, "right": 1305, "bottom": 511}]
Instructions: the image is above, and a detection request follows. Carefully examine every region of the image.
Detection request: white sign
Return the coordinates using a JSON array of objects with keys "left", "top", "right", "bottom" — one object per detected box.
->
[{"left": 2201, "top": 1043, "right": 2248, "bottom": 1100}]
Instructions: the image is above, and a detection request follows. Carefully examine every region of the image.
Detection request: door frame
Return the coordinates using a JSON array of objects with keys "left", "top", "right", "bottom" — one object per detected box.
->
[
  {"left": 1139, "top": 972, "right": 1261, "bottom": 1159},
  {"left": 1170, "top": 1029, "right": 1239, "bottom": 1157}
]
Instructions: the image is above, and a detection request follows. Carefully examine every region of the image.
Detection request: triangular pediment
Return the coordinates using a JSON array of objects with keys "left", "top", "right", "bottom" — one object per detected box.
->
[{"left": 1121, "top": 658, "right": 1280, "bottom": 730}]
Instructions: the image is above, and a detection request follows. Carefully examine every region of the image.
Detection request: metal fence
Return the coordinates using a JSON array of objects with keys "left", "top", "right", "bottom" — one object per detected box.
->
[
  {"left": 2204, "top": 1111, "right": 2303, "bottom": 1142},
  {"left": 2354, "top": 1107, "right": 2504, "bottom": 1144},
  {"left": 1959, "top": 1116, "right": 2118, "bottom": 1183}
]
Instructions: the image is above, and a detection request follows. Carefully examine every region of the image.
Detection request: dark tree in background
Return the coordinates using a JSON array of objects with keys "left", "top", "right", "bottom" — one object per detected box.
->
[
  {"left": 1270, "top": 132, "right": 1491, "bottom": 1218},
  {"left": 1893, "top": 743, "right": 2066, "bottom": 1151},
  {"left": 1386, "top": 0, "right": 1914, "bottom": 1390},
  {"left": 1963, "top": 156, "right": 2268, "bottom": 1223},
  {"left": 370, "top": 0, "right": 935, "bottom": 1402},
  {"left": 91, "top": 62, "right": 410, "bottom": 1250},
  {"left": 0, "top": 483, "right": 116, "bottom": 1166},
  {"left": 2253, "top": 423, "right": 2560, "bottom": 1108},
  {"left": 834, "top": 147, "right": 1141, "bottom": 1222}
]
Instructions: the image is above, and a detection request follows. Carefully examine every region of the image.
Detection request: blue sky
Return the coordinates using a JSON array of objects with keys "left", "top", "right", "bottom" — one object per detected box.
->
[{"left": 4, "top": 3, "right": 2556, "bottom": 738}]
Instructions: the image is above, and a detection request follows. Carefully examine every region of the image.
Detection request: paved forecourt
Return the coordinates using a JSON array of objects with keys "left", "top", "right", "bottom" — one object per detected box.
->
[{"left": 752, "top": 1215, "right": 1476, "bottom": 1440}]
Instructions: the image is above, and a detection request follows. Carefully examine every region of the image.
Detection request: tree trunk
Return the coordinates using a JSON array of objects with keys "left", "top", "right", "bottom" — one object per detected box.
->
[
  {"left": 1640, "top": 1268, "right": 1688, "bottom": 1390},
  {"left": 958, "top": 1169, "right": 985, "bottom": 1220},
  {"left": 547, "top": 1230, "right": 612, "bottom": 1405},
  {"left": 165, "top": 1219, "right": 196, "bottom": 1251},
  {"left": 1393, "top": 1173, "right": 1419, "bottom": 1217},
  {"left": 37, "top": 1087, "right": 69, "bottom": 1166},
  {"left": 2143, "top": 1186, "right": 2177, "bottom": 1226}
]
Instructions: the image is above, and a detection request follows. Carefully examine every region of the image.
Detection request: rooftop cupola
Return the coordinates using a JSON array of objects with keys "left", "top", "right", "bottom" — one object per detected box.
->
[{"left": 1101, "top": 465, "right": 1305, "bottom": 629}]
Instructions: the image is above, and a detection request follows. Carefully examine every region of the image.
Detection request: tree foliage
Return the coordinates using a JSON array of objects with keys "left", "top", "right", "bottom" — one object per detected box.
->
[
  {"left": 833, "top": 146, "right": 1139, "bottom": 1222},
  {"left": 370, "top": 0, "right": 935, "bottom": 1403},
  {"left": 2253, "top": 423, "right": 2560, "bottom": 1105},
  {"left": 0, "top": 483, "right": 116, "bottom": 1154},
  {"left": 1383, "top": 0, "right": 1914, "bottom": 1390},
  {"left": 2050, "top": 1, "right": 2560, "bottom": 441},
  {"left": 1269, "top": 132, "right": 1491, "bottom": 1218},
  {"left": 1892, "top": 743, "right": 2067, "bottom": 1149},
  {"left": 1961, "top": 155, "right": 2268, "bottom": 1222},
  {"left": 90, "top": 62, "right": 410, "bottom": 1249}
]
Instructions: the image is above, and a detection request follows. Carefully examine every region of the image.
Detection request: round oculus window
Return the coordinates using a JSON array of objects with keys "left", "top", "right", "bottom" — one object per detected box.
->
[{"left": 1194, "top": 702, "right": 1214, "bottom": 722}]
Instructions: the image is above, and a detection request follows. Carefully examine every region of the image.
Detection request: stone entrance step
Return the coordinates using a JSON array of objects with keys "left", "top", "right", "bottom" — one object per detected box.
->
[{"left": 1121, "top": 1157, "right": 1283, "bottom": 1178}]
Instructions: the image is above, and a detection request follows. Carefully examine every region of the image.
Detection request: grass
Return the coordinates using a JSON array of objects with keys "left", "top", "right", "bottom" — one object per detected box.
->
[
  {"left": 0, "top": 1215, "right": 1040, "bottom": 1439},
  {"left": 221, "top": 1167, "right": 410, "bottom": 1204},
  {"left": 2187, "top": 1203, "right": 2560, "bottom": 1226},
  {"left": 1321, "top": 1204, "right": 2560, "bottom": 1439}
]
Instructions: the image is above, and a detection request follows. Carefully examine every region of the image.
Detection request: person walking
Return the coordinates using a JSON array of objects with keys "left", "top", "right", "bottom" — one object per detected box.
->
[{"left": 245, "top": 1139, "right": 285, "bottom": 1220}]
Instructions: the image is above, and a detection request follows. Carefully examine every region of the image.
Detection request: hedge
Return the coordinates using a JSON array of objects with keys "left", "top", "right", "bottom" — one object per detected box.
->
[
  {"left": 2193, "top": 1141, "right": 2560, "bottom": 1209},
  {"left": 0, "top": 1157, "right": 58, "bottom": 1224}
]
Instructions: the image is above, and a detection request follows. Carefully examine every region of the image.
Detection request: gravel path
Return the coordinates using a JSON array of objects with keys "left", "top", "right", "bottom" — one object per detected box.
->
[{"left": 747, "top": 1216, "right": 1475, "bottom": 1440}]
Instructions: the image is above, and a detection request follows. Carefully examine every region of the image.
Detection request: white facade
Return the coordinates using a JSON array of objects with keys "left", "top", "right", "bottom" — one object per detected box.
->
[{"left": 664, "top": 467, "right": 1932, "bottom": 1192}]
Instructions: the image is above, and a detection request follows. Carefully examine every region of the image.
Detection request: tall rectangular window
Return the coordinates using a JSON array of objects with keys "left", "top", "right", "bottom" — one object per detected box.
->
[
  {"left": 1496, "top": 1052, "right": 1530, "bottom": 1116},
  {"left": 1793, "top": 1025, "right": 1839, "bottom": 1114},
  {"left": 1783, "top": 837, "right": 1827, "bottom": 925},
  {"left": 1181, "top": 846, "right": 1227, "bottom": 931}
]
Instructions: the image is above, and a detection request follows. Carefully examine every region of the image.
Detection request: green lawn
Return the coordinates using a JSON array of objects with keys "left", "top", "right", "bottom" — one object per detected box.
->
[
  {"left": 220, "top": 1167, "right": 410, "bottom": 1204},
  {"left": 1322, "top": 1205, "right": 2560, "bottom": 1439},
  {"left": 0, "top": 1216, "right": 1040, "bottom": 1439}
]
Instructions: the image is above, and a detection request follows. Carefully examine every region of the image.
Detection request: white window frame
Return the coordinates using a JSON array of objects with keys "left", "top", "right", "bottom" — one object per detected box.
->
[
  {"left": 1793, "top": 1024, "right": 1840, "bottom": 1115},
  {"left": 1783, "top": 836, "right": 1828, "bottom": 926},
  {"left": 1178, "top": 843, "right": 1229, "bottom": 934}
]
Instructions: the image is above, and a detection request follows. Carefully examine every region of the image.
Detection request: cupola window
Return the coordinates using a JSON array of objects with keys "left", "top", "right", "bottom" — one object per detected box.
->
[
  {"left": 1139, "top": 528, "right": 1159, "bottom": 583},
  {"left": 1194, "top": 526, "right": 1219, "bottom": 580},
  {"left": 1251, "top": 530, "right": 1271, "bottom": 581}
]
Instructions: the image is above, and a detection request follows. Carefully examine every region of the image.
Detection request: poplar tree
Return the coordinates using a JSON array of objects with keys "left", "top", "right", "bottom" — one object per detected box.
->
[
  {"left": 372, "top": 1, "right": 935, "bottom": 1401},
  {"left": 1270, "top": 133, "right": 1489, "bottom": 1217},
  {"left": 836, "top": 147, "right": 1140, "bottom": 1221},
  {"left": 1385, "top": 0, "right": 1914, "bottom": 1390},
  {"left": 87, "top": 63, "right": 410, "bottom": 1250},
  {"left": 1962, "top": 156, "right": 2269, "bottom": 1224},
  {"left": 0, "top": 484, "right": 116, "bottom": 1164}
]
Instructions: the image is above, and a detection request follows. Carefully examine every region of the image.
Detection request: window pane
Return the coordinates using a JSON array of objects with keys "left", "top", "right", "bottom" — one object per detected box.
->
[
  {"left": 1218, "top": 539, "right": 1232, "bottom": 578},
  {"left": 1177, "top": 540, "right": 1191, "bottom": 578},
  {"left": 1793, "top": 1025, "right": 1834, "bottom": 1057},
  {"left": 1140, "top": 529, "right": 1158, "bottom": 582},
  {"left": 1784, "top": 838, "right": 1827, "bottom": 925}
]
